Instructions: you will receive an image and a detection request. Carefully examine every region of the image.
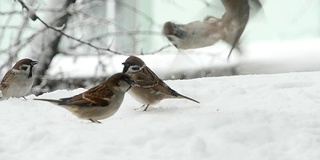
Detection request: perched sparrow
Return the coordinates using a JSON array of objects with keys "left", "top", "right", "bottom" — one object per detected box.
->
[
  {"left": 122, "top": 56, "right": 199, "bottom": 111},
  {"left": 0, "top": 58, "right": 37, "bottom": 99},
  {"left": 34, "top": 73, "right": 136, "bottom": 123}
]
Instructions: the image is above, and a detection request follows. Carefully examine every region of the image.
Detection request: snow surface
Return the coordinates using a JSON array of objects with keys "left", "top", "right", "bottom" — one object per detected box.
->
[
  {"left": 47, "top": 38, "right": 320, "bottom": 79},
  {"left": 1, "top": 71, "right": 320, "bottom": 160}
]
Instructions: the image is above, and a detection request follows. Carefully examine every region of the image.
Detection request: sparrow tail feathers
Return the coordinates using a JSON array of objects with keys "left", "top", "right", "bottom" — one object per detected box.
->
[
  {"left": 177, "top": 94, "right": 200, "bottom": 104},
  {"left": 34, "top": 98, "right": 62, "bottom": 105}
]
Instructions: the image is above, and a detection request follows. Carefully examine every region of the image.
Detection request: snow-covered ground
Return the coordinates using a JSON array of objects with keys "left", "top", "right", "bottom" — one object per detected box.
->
[
  {"left": 1, "top": 71, "right": 320, "bottom": 160},
  {"left": 47, "top": 38, "right": 320, "bottom": 79}
]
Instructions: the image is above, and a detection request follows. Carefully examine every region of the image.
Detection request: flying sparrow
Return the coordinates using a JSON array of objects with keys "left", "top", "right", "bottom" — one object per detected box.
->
[
  {"left": 34, "top": 73, "right": 136, "bottom": 123},
  {"left": 0, "top": 58, "right": 37, "bottom": 99},
  {"left": 122, "top": 56, "right": 199, "bottom": 111}
]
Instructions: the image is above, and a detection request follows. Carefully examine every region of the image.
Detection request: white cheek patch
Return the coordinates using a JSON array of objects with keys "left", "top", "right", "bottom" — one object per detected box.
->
[
  {"left": 139, "top": 64, "right": 146, "bottom": 71},
  {"left": 20, "top": 65, "right": 31, "bottom": 72},
  {"left": 129, "top": 67, "right": 137, "bottom": 72},
  {"left": 129, "top": 64, "right": 145, "bottom": 73}
]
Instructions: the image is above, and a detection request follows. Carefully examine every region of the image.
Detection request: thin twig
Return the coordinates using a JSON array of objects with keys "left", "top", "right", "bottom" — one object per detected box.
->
[
  {"left": 116, "top": 0, "right": 161, "bottom": 28},
  {"left": 0, "top": 27, "right": 47, "bottom": 54},
  {"left": 144, "top": 44, "right": 172, "bottom": 55},
  {"left": 15, "top": 0, "right": 125, "bottom": 55},
  {"left": 0, "top": 9, "right": 15, "bottom": 49},
  {"left": 70, "top": 31, "right": 162, "bottom": 49},
  {"left": 0, "top": 11, "right": 22, "bottom": 15}
]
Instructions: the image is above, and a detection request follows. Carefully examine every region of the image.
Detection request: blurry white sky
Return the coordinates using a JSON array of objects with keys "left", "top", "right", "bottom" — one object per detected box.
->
[
  {"left": 1, "top": 0, "right": 320, "bottom": 49},
  {"left": 0, "top": 0, "right": 319, "bottom": 57},
  {"left": 149, "top": 0, "right": 320, "bottom": 48},
  {"left": 0, "top": 0, "right": 320, "bottom": 79}
]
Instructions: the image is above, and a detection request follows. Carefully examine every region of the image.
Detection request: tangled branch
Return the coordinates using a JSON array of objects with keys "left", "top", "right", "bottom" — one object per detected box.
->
[{"left": 15, "top": 0, "right": 124, "bottom": 55}]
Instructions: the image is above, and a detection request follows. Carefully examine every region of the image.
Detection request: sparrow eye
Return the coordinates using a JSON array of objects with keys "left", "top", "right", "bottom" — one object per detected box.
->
[
  {"left": 131, "top": 66, "right": 140, "bottom": 71},
  {"left": 20, "top": 66, "right": 28, "bottom": 71}
]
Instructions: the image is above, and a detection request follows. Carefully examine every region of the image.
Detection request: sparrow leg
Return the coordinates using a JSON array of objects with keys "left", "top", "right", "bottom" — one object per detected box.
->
[
  {"left": 22, "top": 96, "right": 27, "bottom": 100},
  {"left": 89, "top": 119, "right": 101, "bottom": 123},
  {"left": 134, "top": 104, "right": 146, "bottom": 111},
  {"left": 143, "top": 104, "right": 150, "bottom": 112}
]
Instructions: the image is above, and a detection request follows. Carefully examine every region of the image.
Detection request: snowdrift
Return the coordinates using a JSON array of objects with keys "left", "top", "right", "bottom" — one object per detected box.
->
[{"left": 1, "top": 71, "right": 320, "bottom": 160}]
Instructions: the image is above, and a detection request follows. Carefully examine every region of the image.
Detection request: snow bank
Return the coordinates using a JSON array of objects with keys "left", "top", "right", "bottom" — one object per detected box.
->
[
  {"left": 1, "top": 71, "right": 320, "bottom": 159},
  {"left": 47, "top": 38, "right": 320, "bottom": 79}
]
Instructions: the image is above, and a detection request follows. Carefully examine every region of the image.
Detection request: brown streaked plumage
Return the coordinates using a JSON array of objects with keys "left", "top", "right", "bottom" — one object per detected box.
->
[
  {"left": 34, "top": 73, "right": 135, "bottom": 123},
  {"left": 0, "top": 58, "right": 37, "bottom": 99},
  {"left": 122, "top": 56, "right": 199, "bottom": 111}
]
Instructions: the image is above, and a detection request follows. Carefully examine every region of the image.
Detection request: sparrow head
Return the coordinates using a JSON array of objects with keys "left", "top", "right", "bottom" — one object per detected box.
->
[
  {"left": 107, "top": 73, "right": 136, "bottom": 92},
  {"left": 122, "top": 56, "right": 146, "bottom": 74},
  {"left": 12, "top": 58, "right": 37, "bottom": 78},
  {"left": 12, "top": 58, "right": 38, "bottom": 71}
]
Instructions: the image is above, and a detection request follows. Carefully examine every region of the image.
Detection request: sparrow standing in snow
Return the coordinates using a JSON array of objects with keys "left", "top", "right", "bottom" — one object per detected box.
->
[
  {"left": 122, "top": 56, "right": 199, "bottom": 111},
  {"left": 0, "top": 58, "right": 37, "bottom": 99},
  {"left": 34, "top": 73, "right": 136, "bottom": 123}
]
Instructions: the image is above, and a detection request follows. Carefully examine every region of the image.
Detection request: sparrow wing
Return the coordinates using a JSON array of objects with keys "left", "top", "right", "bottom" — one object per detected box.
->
[
  {"left": 132, "top": 67, "right": 160, "bottom": 88},
  {"left": 60, "top": 85, "right": 114, "bottom": 107},
  {"left": 0, "top": 70, "right": 15, "bottom": 89},
  {"left": 153, "top": 80, "right": 179, "bottom": 96},
  {"left": 82, "top": 87, "right": 114, "bottom": 107}
]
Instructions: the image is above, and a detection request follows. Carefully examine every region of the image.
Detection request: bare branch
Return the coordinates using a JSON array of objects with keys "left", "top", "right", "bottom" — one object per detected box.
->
[
  {"left": 70, "top": 30, "right": 162, "bottom": 49},
  {"left": 142, "top": 44, "right": 172, "bottom": 55},
  {"left": 0, "top": 27, "right": 47, "bottom": 55},
  {"left": 14, "top": 0, "right": 125, "bottom": 55},
  {"left": 200, "top": 0, "right": 212, "bottom": 7},
  {"left": 0, "top": 11, "right": 15, "bottom": 49},
  {"left": 0, "top": 25, "right": 37, "bottom": 30},
  {"left": 16, "top": 0, "right": 37, "bottom": 20},
  {"left": 59, "top": 43, "right": 172, "bottom": 57},
  {"left": 0, "top": 11, "right": 22, "bottom": 15},
  {"left": 116, "top": 0, "right": 161, "bottom": 28},
  {"left": 38, "top": 17, "right": 125, "bottom": 55}
]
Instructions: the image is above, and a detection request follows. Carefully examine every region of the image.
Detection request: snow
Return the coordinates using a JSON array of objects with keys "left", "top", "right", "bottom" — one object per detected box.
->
[
  {"left": 1, "top": 1, "right": 320, "bottom": 158},
  {"left": 47, "top": 38, "right": 320, "bottom": 79},
  {"left": 1, "top": 71, "right": 320, "bottom": 160},
  {"left": 237, "top": 38, "right": 320, "bottom": 74}
]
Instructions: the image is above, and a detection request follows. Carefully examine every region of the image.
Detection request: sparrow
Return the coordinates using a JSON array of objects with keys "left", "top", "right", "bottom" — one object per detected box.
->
[
  {"left": 0, "top": 58, "right": 37, "bottom": 99},
  {"left": 34, "top": 73, "right": 136, "bottom": 123},
  {"left": 122, "top": 56, "right": 199, "bottom": 111}
]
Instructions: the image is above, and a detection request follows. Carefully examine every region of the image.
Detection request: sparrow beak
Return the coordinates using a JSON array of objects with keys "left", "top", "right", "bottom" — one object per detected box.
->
[
  {"left": 122, "top": 62, "right": 129, "bottom": 73},
  {"left": 31, "top": 61, "right": 38, "bottom": 66},
  {"left": 124, "top": 77, "right": 138, "bottom": 91}
]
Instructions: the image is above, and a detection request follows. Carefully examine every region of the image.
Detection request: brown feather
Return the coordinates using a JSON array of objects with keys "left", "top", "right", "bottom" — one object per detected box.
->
[
  {"left": 0, "top": 70, "right": 15, "bottom": 89},
  {"left": 34, "top": 73, "right": 134, "bottom": 123},
  {"left": 58, "top": 84, "right": 114, "bottom": 107},
  {"left": 122, "top": 56, "right": 200, "bottom": 108},
  {"left": 130, "top": 66, "right": 160, "bottom": 88}
]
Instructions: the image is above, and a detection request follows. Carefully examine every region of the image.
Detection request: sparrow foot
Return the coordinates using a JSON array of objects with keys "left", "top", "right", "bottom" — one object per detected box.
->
[
  {"left": 89, "top": 119, "right": 101, "bottom": 123},
  {"left": 143, "top": 104, "right": 150, "bottom": 111},
  {"left": 134, "top": 104, "right": 150, "bottom": 111}
]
